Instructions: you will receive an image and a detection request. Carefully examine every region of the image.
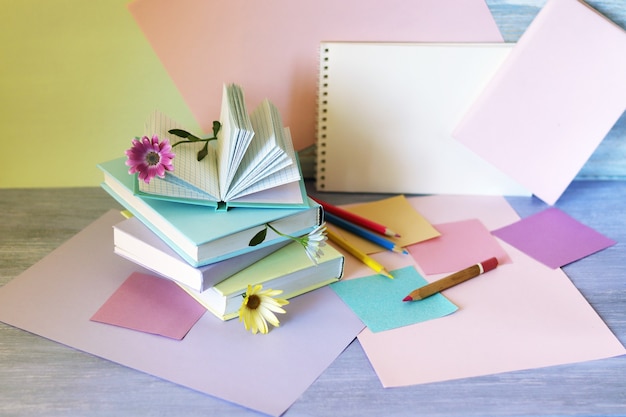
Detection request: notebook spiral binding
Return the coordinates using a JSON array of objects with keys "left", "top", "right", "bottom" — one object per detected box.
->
[{"left": 315, "top": 44, "right": 331, "bottom": 190}]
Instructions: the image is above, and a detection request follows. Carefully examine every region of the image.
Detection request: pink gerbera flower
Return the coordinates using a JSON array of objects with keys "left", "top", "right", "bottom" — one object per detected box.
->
[{"left": 125, "top": 135, "right": 175, "bottom": 184}]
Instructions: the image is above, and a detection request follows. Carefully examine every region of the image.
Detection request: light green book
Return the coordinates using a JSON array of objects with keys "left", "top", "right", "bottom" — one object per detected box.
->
[{"left": 179, "top": 240, "right": 344, "bottom": 320}]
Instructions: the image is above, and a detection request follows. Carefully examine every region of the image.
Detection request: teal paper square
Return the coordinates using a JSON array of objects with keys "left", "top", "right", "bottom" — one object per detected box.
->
[{"left": 331, "top": 266, "right": 458, "bottom": 333}]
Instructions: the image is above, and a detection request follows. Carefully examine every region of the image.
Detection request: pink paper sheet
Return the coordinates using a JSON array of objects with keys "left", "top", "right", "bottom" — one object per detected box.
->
[
  {"left": 128, "top": 0, "right": 503, "bottom": 150},
  {"left": 491, "top": 207, "right": 616, "bottom": 268},
  {"left": 356, "top": 195, "right": 625, "bottom": 387},
  {"left": 91, "top": 271, "right": 206, "bottom": 340},
  {"left": 452, "top": 0, "right": 626, "bottom": 205},
  {"left": 407, "top": 218, "right": 511, "bottom": 274}
]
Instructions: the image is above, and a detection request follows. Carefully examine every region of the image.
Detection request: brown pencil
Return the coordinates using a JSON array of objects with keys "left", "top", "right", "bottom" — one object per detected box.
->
[{"left": 403, "top": 257, "right": 499, "bottom": 301}]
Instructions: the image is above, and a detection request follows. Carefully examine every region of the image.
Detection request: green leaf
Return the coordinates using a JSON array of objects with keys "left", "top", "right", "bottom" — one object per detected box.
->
[
  {"left": 168, "top": 129, "right": 201, "bottom": 141},
  {"left": 212, "top": 121, "right": 221, "bottom": 138},
  {"left": 249, "top": 227, "right": 268, "bottom": 246},
  {"left": 196, "top": 142, "right": 209, "bottom": 161}
]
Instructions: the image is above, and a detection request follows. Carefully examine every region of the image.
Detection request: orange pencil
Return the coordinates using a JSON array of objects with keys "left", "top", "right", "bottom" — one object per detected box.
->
[{"left": 403, "top": 257, "right": 499, "bottom": 301}]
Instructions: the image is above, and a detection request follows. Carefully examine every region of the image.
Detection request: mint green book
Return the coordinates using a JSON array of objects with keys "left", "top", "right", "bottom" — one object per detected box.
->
[
  {"left": 179, "top": 241, "right": 345, "bottom": 320},
  {"left": 98, "top": 158, "right": 322, "bottom": 268}
]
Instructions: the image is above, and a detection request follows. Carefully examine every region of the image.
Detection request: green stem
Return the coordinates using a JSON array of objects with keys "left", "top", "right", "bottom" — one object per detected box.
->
[
  {"left": 267, "top": 223, "right": 300, "bottom": 243},
  {"left": 171, "top": 137, "right": 218, "bottom": 148}
]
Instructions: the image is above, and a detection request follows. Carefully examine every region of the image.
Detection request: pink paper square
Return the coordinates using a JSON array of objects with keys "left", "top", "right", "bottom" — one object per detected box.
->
[
  {"left": 407, "top": 218, "right": 510, "bottom": 274},
  {"left": 492, "top": 207, "right": 616, "bottom": 269},
  {"left": 91, "top": 272, "right": 206, "bottom": 340}
]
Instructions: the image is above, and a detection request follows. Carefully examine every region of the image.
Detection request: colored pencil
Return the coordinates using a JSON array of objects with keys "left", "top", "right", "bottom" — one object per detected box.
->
[
  {"left": 311, "top": 197, "right": 401, "bottom": 237},
  {"left": 324, "top": 212, "right": 407, "bottom": 254},
  {"left": 326, "top": 229, "right": 393, "bottom": 279},
  {"left": 403, "top": 257, "right": 499, "bottom": 301}
]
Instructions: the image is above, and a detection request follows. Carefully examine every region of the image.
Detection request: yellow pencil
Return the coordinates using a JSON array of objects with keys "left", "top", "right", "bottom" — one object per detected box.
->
[{"left": 326, "top": 229, "right": 393, "bottom": 279}]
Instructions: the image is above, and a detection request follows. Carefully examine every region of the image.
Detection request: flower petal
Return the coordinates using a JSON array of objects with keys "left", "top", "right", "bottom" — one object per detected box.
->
[
  {"left": 258, "top": 305, "right": 281, "bottom": 327},
  {"left": 253, "top": 311, "right": 267, "bottom": 334},
  {"left": 260, "top": 301, "right": 287, "bottom": 315}
]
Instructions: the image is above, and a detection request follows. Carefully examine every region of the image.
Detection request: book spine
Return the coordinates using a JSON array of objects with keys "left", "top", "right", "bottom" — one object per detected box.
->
[{"left": 316, "top": 43, "right": 331, "bottom": 191}]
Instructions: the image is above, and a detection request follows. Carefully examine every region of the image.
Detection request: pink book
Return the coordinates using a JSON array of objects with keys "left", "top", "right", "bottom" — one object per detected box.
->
[{"left": 453, "top": 0, "right": 626, "bottom": 205}]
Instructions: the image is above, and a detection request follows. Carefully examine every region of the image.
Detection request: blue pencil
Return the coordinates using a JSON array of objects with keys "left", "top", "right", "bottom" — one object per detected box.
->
[{"left": 325, "top": 212, "right": 407, "bottom": 254}]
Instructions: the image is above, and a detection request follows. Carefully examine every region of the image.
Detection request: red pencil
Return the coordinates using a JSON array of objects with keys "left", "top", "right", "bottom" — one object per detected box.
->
[
  {"left": 311, "top": 197, "right": 401, "bottom": 237},
  {"left": 403, "top": 257, "right": 499, "bottom": 301}
]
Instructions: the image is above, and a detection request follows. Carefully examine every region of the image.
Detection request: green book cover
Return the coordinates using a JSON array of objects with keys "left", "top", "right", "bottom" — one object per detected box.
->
[{"left": 180, "top": 241, "right": 345, "bottom": 320}]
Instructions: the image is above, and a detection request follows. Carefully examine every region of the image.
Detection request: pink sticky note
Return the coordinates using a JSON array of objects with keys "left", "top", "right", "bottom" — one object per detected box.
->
[
  {"left": 128, "top": 0, "right": 503, "bottom": 150},
  {"left": 407, "top": 218, "right": 510, "bottom": 274},
  {"left": 91, "top": 272, "right": 205, "bottom": 340},
  {"left": 491, "top": 207, "right": 616, "bottom": 269}
]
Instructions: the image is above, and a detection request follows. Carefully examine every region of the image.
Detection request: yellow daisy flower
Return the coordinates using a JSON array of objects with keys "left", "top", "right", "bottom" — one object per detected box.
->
[{"left": 239, "top": 284, "right": 289, "bottom": 334}]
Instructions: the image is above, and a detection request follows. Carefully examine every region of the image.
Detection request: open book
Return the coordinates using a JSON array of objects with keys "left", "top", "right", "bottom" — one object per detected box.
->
[{"left": 138, "top": 84, "right": 306, "bottom": 210}]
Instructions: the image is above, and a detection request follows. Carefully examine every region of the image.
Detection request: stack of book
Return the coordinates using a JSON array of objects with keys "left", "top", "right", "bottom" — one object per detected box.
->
[{"left": 98, "top": 83, "right": 344, "bottom": 320}]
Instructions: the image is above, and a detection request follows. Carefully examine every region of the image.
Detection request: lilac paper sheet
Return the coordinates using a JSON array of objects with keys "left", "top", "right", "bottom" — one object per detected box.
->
[
  {"left": 0, "top": 211, "right": 364, "bottom": 417},
  {"left": 492, "top": 207, "right": 616, "bottom": 268}
]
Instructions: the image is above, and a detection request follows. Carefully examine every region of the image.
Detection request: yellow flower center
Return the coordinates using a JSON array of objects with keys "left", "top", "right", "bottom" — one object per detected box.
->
[
  {"left": 246, "top": 294, "right": 261, "bottom": 310},
  {"left": 146, "top": 151, "right": 160, "bottom": 166}
]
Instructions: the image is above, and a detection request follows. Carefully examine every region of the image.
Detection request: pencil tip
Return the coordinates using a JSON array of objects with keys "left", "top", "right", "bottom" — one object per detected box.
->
[
  {"left": 382, "top": 270, "right": 394, "bottom": 279},
  {"left": 402, "top": 295, "right": 413, "bottom": 302},
  {"left": 394, "top": 233, "right": 402, "bottom": 238}
]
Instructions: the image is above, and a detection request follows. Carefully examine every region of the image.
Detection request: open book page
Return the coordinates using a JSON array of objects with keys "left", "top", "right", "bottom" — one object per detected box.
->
[
  {"left": 139, "top": 174, "right": 218, "bottom": 202},
  {"left": 165, "top": 141, "right": 220, "bottom": 200},
  {"left": 134, "top": 86, "right": 302, "bottom": 206},
  {"left": 225, "top": 99, "right": 297, "bottom": 200},
  {"left": 138, "top": 111, "right": 220, "bottom": 201},
  {"left": 216, "top": 84, "right": 254, "bottom": 200},
  {"left": 226, "top": 128, "right": 301, "bottom": 201}
]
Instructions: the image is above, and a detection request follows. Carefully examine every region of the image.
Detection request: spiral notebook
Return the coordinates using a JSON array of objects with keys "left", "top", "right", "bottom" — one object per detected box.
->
[{"left": 315, "top": 42, "right": 530, "bottom": 196}]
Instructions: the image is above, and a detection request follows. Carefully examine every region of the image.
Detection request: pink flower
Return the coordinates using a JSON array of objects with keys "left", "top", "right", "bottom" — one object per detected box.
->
[{"left": 125, "top": 135, "right": 175, "bottom": 184}]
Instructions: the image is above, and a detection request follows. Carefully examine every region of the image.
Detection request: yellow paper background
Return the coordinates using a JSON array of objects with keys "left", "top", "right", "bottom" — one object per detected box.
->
[{"left": 0, "top": 0, "right": 198, "bottom": 188}]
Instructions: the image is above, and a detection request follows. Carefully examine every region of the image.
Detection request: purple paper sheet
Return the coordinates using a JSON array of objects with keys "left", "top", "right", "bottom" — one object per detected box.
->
[{"left": 492, "top": 207, "right": 616, "bottom": 269}]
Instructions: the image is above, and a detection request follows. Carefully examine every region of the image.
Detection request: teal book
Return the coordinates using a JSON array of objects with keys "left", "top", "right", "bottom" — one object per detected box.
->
[
  {"left": 179, "top": 240, "right": 345, "bottom": 321},
  {"left": 98, "top": 158, "right": 322, "bottom": 267}
]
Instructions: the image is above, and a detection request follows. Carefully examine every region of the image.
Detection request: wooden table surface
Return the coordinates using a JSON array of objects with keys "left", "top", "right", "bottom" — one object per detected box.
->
[{"left": 0, "top": 181, "right": 625, "bottom": 417}]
